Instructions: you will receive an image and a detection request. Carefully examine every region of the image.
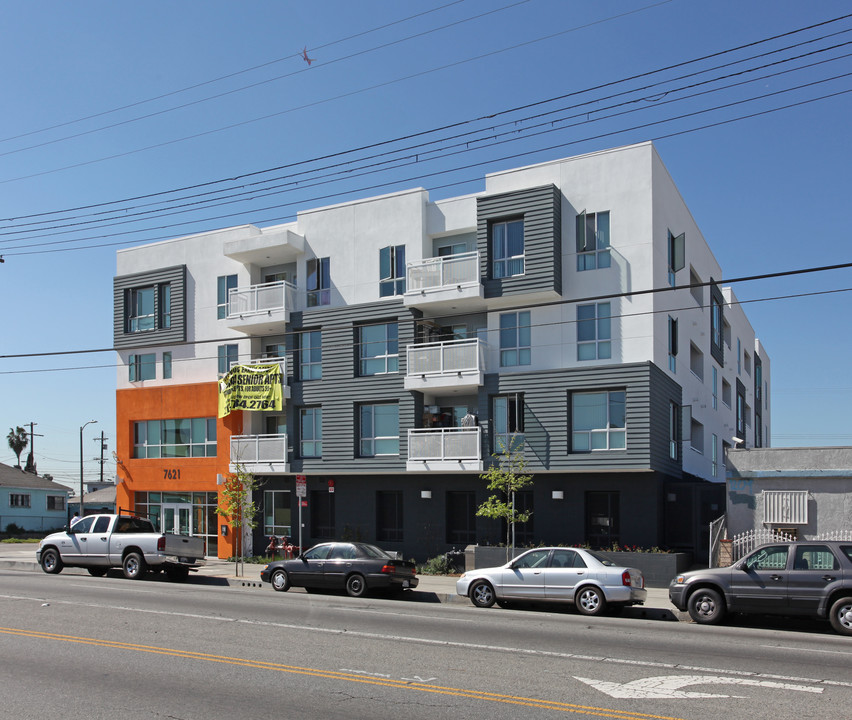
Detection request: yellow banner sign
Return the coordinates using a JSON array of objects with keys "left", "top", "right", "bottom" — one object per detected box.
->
[{"left": 218, "top": 364, "right": 283, "bottom": 418}]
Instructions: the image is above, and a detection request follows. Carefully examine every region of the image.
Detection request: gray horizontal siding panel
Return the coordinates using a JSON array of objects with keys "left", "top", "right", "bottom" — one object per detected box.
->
[
  {"left": 479, "top": 362, "right": 682, "bottom": 476},
  {"left": 113, "top": 265, "right": 187, "bottom": 349},
  {"left": 476, "top": 185, "right": 561, "bottom": 299}
]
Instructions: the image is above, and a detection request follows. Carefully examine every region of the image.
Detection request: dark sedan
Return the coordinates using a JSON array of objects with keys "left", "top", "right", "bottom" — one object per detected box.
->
[{"left": 260, "top": 542, "right": 419, "bottom": 597}]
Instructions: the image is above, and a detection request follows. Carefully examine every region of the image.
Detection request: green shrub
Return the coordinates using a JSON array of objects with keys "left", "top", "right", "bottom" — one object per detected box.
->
[{"left": 417, "top": 554, "right": 452, "bottom": 575}]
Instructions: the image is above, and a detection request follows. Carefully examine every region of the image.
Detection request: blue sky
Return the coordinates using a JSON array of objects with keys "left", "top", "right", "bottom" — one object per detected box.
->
[{"left": 1, "top": 0, "right": 850, "bottom": 489}]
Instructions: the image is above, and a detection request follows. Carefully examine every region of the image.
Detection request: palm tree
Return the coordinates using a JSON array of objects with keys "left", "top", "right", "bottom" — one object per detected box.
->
[{"left": 7, "top": 427, "right": 28, "bottom": 468}]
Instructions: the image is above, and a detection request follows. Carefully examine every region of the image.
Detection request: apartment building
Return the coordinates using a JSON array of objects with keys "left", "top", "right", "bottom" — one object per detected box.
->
[{"left": 113, "top": 141, "right": 770, "bottom": 559}]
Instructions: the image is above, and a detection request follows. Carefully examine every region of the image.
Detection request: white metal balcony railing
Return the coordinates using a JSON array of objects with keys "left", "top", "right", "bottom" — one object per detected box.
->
[
  {"left": 230, "top": 434, "right": 288, "bottom": 465},
  {"left": 406, "top": 338, "right": 485, "bottom": 377},
  {"left": 228, "top": 280, "right": 296, "bottom": 318},
  {"left": 406, "top": 251, "right": 480, "bottom": 293},
  {"left": 407, "top": 427, "right": 481, "bottom": 462},
  {"left": 228, "top": 355, "right": 287, "bottom": 374}
]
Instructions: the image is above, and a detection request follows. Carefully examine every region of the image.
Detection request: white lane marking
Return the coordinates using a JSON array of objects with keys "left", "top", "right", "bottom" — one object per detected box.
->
[
  {"left": 575, "top": 674, "right": 824, "bottom": 699},
  {"left": 1, "top": 592, "right": 850, "bottom": 689},
  {"left": 760, "top": 644, "right": 852, "bottom": 656}
]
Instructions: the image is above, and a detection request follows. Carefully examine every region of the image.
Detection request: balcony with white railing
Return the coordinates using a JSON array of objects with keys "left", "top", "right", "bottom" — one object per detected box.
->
[
  {"left": 404, "top": 338, "right": 486, "bottom": 393},
  {"left": 226, "top": 280, "right": 296, "bottom": 333},
  {"left": 407, "top": 427, "right": 482, "bottom": 472},
  {"left": 403, "top": 251, "right": 484, "bottom": 311},
  {"left": 225, "top": 356, "right": 291, "bottom": 400},
  {"left": 230, "top": 433, "right": 289, "bottom": 474}
]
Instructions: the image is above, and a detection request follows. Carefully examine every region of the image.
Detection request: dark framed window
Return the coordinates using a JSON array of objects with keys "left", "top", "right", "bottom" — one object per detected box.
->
[
  {"left": 310, "top": 490, "right": 335, "bottom": 539},
  {"left": 499, "top": 312, "right": 530, "bottom": 367},
  {"left": 129, "top": 353, "right": 156, "bottom": 382},
  {"left": 163, "top": 352, "right": 172, "bottom": 379},
  {"left": 667, "top": 230, "right": 685, "bottom": 286},
  {"left": 446, "top": 491, "right": 476, "bottom": 544},
  {"left": 127, "top": 287, "right": 155, "bottom": 332},
  {"left": 576, "top": 210, "right": 611, "bottom": 271},
  {"left": 217, "top": 275, "right": 237, "bottom": 319},
  {"left": 510, "top": 490, "right": 533, "bottom": 546},
  {"left": 358, "top": 323, "right": 398, "bottom": 376},
  {"left": 492, "top": 218, "right": 524, "bottom": 278},
  {"left": 218, "top": 344, "right": 238, "bottom": 374},
  {"left": 585, "top": 491, "right": 620, "bottom": 547},
  {"left": 668, "top": 315, "right": 678, "bottom": 372},
  {"left": 299, "top": 330, "right": 322, "bottom": 380},
  {"left": 493, "top": 394, "right": 524, "bottom": 454},
  {"left": 300, "top": 407, "right": 322, "bottom": 458},
  {"left": 47, "top": 495, "right": 66, "bottom": 511},
  {"left": 359, "top": 403, "right": 399, "bottom": 456},
  {"left": 159, "top": 283, "right": 171, "bottom": 329},
  {"left": 376, "top": 491, "right": 403, "bottom": 542},
  {"left": 571, "top": 391, "right": 626, "bottom": 451},
  {"left": 379, "top": 245, "right": 406, "bottom": 297},
  {"left": 307, "top": 257, "right": 331, "bottom": 307}
]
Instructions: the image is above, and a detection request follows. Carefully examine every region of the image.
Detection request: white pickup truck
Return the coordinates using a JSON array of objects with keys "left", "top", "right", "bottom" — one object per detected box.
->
[{"left": 36, "top": 513, "right": 205, "bottom": 581}]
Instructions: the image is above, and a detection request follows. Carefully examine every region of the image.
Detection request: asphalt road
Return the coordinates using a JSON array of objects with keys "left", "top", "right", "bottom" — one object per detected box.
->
[{"left": 1, "top": 566, "right": 850, "bottom": 720}]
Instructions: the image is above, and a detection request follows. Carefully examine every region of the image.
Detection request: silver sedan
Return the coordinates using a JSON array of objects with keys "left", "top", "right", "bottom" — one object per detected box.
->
[{"left": 456, "top": 547, "right": 647, "bottom": 615}]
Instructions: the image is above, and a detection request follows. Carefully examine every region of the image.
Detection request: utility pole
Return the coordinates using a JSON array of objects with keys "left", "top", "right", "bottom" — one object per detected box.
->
[
  {"left": 93, "top": 431, "right": 109, "bottom": 484},
  {"left": 24, "top": 422, "right": 43, "bottom": 474}
]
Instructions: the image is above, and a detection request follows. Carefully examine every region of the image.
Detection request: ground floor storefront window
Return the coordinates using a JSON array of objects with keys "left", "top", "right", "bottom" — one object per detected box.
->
[{"left": 134, "top": 491, "right": 219, "bottom": 556}]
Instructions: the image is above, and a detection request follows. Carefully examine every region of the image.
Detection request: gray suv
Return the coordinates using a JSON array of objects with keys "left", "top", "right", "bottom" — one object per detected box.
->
[{"left": 669, "top": 541, "right": 852, "bottom": 635}]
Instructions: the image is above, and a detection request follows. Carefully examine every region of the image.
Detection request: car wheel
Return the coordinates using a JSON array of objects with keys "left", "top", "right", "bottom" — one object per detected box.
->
[
  {"left": 87, "top": 567, "right": 107, "bottom": 577},
  {"left": 271, "top": 569, "right": 290, "bottom": 592},
  {"left": 687, "top": 587, "right": 726, "bottom": 625},
  {"left": 345, "top": 573, "right": 367, "bottom": 597},
  {"left": 575, "top": 586, "right": 606, "bottom": 616},
  {"left": 829, "top": 596, "right": 852, "bottom": 636},
  {"left": 166, "top": 567, "right": 190, "bottom": 582},
  {"left": 122, "top": 552, "right": 147, "bottom": 580},
  {"left": 40, "top": 548, "right": 63, "bottom": 575},
  {"left": 469, "top": 580, "right": 496, "bottom": 608}
]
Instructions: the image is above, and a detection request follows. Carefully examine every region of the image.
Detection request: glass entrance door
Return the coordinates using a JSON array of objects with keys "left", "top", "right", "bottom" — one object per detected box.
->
[{"left": 162, "top": 503, "right": 193, "bottom": 536}]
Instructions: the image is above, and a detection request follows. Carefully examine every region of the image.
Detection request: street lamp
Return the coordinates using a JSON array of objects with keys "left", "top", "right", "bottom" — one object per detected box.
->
[{"left": 80, "top": 420, "right": 97, "bottom": 517}]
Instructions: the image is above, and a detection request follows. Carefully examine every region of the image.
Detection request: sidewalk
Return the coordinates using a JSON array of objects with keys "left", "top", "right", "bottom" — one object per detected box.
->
[{"left": 0, "top": 543, "right": 687, "bottom": 620}]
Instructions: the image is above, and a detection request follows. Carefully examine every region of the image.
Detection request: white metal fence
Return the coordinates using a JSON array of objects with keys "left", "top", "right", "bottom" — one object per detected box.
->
[{"left": 728, "top": 527, "right": 852, "bottom": 562}]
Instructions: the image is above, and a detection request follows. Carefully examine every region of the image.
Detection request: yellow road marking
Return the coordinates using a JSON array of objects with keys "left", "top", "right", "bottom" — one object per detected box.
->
[{"left": 0, "top": 626, "right": 688, "bottom": 720}]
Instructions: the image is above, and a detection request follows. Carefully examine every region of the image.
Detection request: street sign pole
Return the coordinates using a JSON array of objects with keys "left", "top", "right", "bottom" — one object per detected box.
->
[{"left": 295, "top": 475, "right": 306, "bottom": 553}]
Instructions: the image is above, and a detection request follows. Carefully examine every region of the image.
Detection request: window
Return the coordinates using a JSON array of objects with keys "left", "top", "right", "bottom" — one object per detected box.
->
[
  {"left": 47, "top": 495, "right": 66, "bottom": 511},
  {"left": 667, "top": 230, "right": 685, "bottom": 286},
  {"left": 163, "top": 352, "right": 172, "bottom": 380},
  {"left": 446, "top": 491, "right": 476, "bottom": 544},
  {"left": 310, "top": 490, "right": 335, "bottom": 539},
  {"left": 493, "top": 394, "right": 524, "bottom": 453},
  {"left": 669, "top": 402, "right": 678, "bottom": 460},
  {"left": 376, "top": 491, "right": 403, "bottom": 542},
  {"left": 711, "top": 293, "right": 723, "bottom": 351},
  {"left": 794, "top": 545, "right": 839, "bottom": 571},
  {"left": 577, "top": 302, "right": 611, "bottom": 360},
  {"left": 217, "top": 275, "right": 237, "bottom": 319},
  {"left": 745, "top": 545, "right": 788, "bottom": 571},
  {"left": 690, "top": 418, "right": 704, "bottom": 454},
  {"left": 689, "top": 343, "right": 704, "bottom": 381},
  {"left": 755, "top": 410, "right": 762, "bottom": 448},
  {"left": 499, "top": 311, "right": 531, "bottom": 367},
  {"left": 359, "top": 403, "right": 399, "bottom": 456},
  {"left": 576, "top": 210, "right": 611, "bottom": 271},
  {"left": 132, "top": 418, "right": 217, "bottom": 459},
  {"left": 299, "top": 330, "right": 322, "bottom": 380},
  {"left": 129, "top": 353, "right": 156, "bottom": 382},
  {"left": 585, "top": 491, "right": 619, "bottom": 546},
  {"left": 712, "top": 434, "right": 719, "bottom": 477},
  {"left": 359, "top": 323, "right": 398, "bottom": 375},
  {"left": 263, "top": 490, "right": 292, "bottom": 536},
  {"left": 572, "top": 391, "right": 626, "bottom": 451},
  {"left": 10, "top": 494, "right": 31, "bottom": 508},
  {"left": 668, "top": 316, "right": 678, "bottom": 372},
  {"left": 492, "top": 218, "right": 524, "bottom": 278},
  {"left": 755, "top": 356, "right": 763, "bottom": 405},
  {"left": 307, "top": 257, "right": 330, "bottom": 307},
  {"left": 437, "top": 242, "right": 467, "bottom": 257},
  {"left": 300, "top": 407, "right": 322, "bottom": 458},
  {"left": 737, "top": 338, "right": 742, "bottom": 375},
  {"left": 127, "top": 287, "right": 155, "bottom": 332},
  {"left": 689, "top": 268, "right": 703, "bottom": 305},
  {"left": 744, "top": 350, "right": 752, "bottom": 376},
  {"left": 379, "top": 245, "right": 406, "bottom": 297},
  {"left": 218, "top": 344, "right": 238, "bottom": 374},
  {"left": 722, "top": 378, "right": 732, "bottom": 408},
  {"left": 712, "top": 366, "right": 718, "bottom": 410},
  {"left": 159, "top": 284, "right": 171, "bottom": 329},
  {"left": 736, "top": 380, "right": 746, "bottom": 439}
]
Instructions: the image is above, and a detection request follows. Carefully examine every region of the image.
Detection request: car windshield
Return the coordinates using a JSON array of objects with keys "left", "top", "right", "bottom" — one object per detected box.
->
[
  {"left": 584, "top": 550, "right": 615, "bottom": 567},
  {"left": 358, "top": 544, "right": 393, "bottom": 559}
]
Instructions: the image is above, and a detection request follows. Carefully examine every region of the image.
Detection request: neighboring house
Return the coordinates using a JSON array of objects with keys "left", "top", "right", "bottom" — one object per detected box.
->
[
  {"left": 68, "top": 484, "right": 117, "bottom": 518},
  {"left": 726, "top": 447, "right": 852, "bottom": 539},
  {"left": 113, "top": 141, "right": 770, "bottom": 560},
  {"left": 0, "top": 462, "right": 72, "bottom": 532}
]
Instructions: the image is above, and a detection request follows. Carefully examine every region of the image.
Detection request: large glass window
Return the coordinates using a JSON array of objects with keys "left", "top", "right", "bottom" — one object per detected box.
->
[
  {"left": 499, "top": 311, "right": 531, "bottom": 367},
  {"left": 218, "top": 344, "right": 238, "bottom": 374},
  {"left": 359, "top": 403, "right": 399, "bottom": 456},
  {"left": 379, "top": 245, "right": 406, "bottom": 297},
  {"left": 576, "top": 211, "right": 611, "bottom": 271},
  {"left": 127, "top": 287, "right": 155, "bottom": 332},
  {"left": 572, "top": 391, "right": 626, "bottom": 451},
  {"left": 376, "top": 491, "right": 403, "bottom": 542},
  {"left": 217, "top": 275, "right": 237, "bottom": 319},
  {"left": 129, "top": 353, "right": 156, "bottom": 382},
  {"left": 585, "top": 491, "right": 620, "bottom": 547},
  {"left": 307, "top": 257, "right": 331, "bottom": 307},
  {"left": 47, "top": 495, "right": 66, "bottom": 511},
  {"left": 299, "top": 330, "right": 322, "bottom": 380},
  {"left": 163, "top": 352, "right": 172, "bottom": 380},
  {"left": 492, "top": 219, "right": 524, "bottom": 278},
  {"left": 132, "top": 418, "right": 217, "bottom": 459},
  {"left": 493, "top": 394, "right": 524, "bottom": 454},
  {"left": 359, "top": 323, "right": 398, "bottom": 376},
  {"left": 263, "top": 490, "right": 292, "bottom": 537},
  {"left": 577, "top": 302, "right": 611, "bottom": 360},
  {"left": 300, "top": 407, "right": 322, "bottom": 458}
]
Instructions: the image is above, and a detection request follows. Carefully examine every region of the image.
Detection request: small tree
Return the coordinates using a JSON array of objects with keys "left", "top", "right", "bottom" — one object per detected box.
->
[
  {"left": 7, "top": 427, "right": 28, "bottom": 468},
  {"left": 215, "top": 465, "right": 262, "bottom": 576},
  {"left": 476, "top": 443, "right": 533, "bottom": 562}
]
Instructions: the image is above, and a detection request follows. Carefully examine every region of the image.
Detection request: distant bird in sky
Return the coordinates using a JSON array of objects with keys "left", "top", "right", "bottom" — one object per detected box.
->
[{"left": 301, "top": 46, "right": 315, "bottom": 66}]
